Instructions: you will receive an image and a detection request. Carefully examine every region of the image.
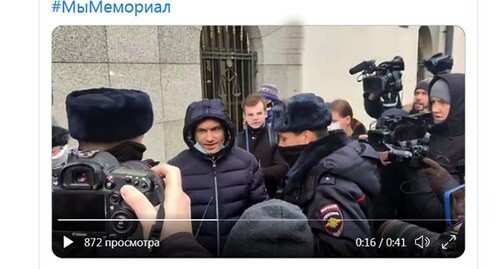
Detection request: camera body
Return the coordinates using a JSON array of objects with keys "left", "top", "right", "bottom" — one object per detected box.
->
[
  {"left": 350, "top": 56, "right": 405, "bottom": 109},
  {"left": 362, "top": 58, "right": 404, "bottom": 95},
  {"left": 52, "top": 150, "right": 163, "bottom": 239},
  {"left": 368, "top": 112, "right": 433, "bottom": 169},
  {"left": 424, "top": 53, "right": 454, "bottom": 76}
]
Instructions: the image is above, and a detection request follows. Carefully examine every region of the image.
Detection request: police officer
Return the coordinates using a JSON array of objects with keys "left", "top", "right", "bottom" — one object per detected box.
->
[
  {"left": 53, "top": 88, "right": 162, "bottom": 257},
  {"left": 272, "top": 93, "right": 381, "bottom": 257}
]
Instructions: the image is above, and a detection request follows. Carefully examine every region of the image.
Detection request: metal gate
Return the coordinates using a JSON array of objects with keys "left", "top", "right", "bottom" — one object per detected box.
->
[{"left": 200, "top": 26, "right": 257, "bottom": 133}]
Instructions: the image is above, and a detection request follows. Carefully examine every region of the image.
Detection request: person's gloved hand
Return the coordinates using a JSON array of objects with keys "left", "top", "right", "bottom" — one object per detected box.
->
[
  {"left": 422, "top": 157, "right": 453, "bottom": 192},
  {"left": 120, "top": 164, "right": 192, "bottom": 241}
]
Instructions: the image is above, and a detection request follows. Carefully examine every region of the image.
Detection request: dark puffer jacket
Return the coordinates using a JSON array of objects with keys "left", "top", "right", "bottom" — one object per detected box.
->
[
  {"left": 169, "top": 99, "right": 268, "bottom": 257},
  {"left": 236, "top": 123, "right": 289, "bottom": 198}
]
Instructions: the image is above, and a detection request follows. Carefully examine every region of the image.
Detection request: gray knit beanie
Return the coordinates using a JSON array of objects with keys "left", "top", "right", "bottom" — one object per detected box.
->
[
  {"left": 429, "top": 79, "right": 451, "bottom": 103},
  {"left": 222, "top": 199, "right": 314, "bottom": 257}
]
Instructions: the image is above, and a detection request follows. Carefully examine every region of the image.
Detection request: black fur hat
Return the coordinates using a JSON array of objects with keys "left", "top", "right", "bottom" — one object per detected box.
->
[
  {"left": 272, "top": 93, "right": 331, "bottom": 132},
  {"left": 66, "top": 88, "right": 153, "bottom": 143}
]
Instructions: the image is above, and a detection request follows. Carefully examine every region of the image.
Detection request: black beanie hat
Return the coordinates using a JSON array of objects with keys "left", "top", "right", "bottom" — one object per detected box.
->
[
  {"left": 415, "top": 78, "right": 432, "bottom": 93},
  {"left": 222, "top": 199, "right": 314, "bottom": 257},
  {"left": 66, "top": 88, "right": 154, "bottom": 143}
]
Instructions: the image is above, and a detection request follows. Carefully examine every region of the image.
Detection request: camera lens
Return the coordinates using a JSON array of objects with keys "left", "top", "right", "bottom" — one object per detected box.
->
[{"left": 377, "top": 220, "right": 441, "bottom": 257}]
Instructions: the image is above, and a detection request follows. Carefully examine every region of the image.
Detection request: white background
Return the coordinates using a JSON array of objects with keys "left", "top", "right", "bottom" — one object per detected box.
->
[{"left": 1, "top": 0, "right": 494, "bottom": 268}]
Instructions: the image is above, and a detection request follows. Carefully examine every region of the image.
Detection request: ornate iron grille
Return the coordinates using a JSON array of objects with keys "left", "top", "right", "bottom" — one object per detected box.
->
[{"left": 200, "top": 26, "right": 257, "bottom": 133}]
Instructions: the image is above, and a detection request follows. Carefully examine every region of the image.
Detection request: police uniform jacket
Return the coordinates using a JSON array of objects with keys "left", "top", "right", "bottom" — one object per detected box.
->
[{"left": 282, "top": 130, "right": 381, "bottom": 257}]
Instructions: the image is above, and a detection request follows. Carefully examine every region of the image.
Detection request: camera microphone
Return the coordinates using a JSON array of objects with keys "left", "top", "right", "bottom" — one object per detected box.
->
[{"left": 349, "top": 60, "right": 375, "bottom": 75}]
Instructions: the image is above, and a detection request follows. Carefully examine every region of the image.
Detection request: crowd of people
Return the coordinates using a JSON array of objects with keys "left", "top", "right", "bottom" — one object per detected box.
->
[{"left": 52, "top": 70, "right": 465, "bottom": 258}]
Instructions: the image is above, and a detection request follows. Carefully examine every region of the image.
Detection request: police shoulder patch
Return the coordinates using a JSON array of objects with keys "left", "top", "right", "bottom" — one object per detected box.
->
[{"left": 320, "top": 204, "right": 344, "bottom": 237}]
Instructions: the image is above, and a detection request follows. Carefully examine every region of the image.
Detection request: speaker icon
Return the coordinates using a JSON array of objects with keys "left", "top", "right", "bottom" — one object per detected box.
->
[{"left": 414, "top": 235, "right": 431, "bottom": 249}]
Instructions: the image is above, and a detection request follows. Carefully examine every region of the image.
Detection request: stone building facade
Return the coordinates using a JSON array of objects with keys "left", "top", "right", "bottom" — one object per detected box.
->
[{"left": 52, "top": 25, "right": 464, "bottom": 162}]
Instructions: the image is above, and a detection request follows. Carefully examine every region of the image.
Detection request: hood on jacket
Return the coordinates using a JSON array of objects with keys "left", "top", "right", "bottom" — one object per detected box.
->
[
  {"left": 429, "top": 73, "right": 465, "bottom": 136},
  {"left": 182, "top": 99, "right": 235, "bottom": 157}
]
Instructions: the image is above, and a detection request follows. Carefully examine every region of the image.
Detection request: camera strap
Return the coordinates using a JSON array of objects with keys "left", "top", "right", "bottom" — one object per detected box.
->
[{"left": 148, "top": 201, "right": 165, "bottom": 252}]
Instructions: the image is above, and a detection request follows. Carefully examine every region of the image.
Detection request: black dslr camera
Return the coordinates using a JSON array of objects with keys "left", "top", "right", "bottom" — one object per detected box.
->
[
  {"left": 52, "top": 150, "right": 164, "bottom": 240},
  {"left": 376, "top": 185, "right": 465, "bottom": 257},
  {"left": 350, "top": 56, "right": 405, "bottom": 109},
  {"left": 368, "top": 112, "right": 433, "bottom": 169},
  {"left": 424, "top": 53, "right": 454, "bottom": 76}
]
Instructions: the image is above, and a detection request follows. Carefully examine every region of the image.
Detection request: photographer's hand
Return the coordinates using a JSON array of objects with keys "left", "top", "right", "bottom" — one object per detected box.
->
[
  {"left": 358, "top": 134, "right": 368, "bottom": 140},
  {"left": 120, "top": 164, "right": 192, "bottom": 241},
  {"left": 378, "top": 151, "right": 391, "bottom": 166},
  {"left": 422, "top": 157, "right": 453, "bottom": 192}
]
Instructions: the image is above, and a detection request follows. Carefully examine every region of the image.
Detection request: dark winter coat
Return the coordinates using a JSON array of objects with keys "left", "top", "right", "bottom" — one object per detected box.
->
[
  {"left": 428, "top": 73, "right": 465, "bottom": 176},
  {"left": 236, "top": 123, "right": 289, "bottom": 197},
  {"left": 372, "top": 73, "right": 465, "bottom": 234},
  {"left": 155, "top": 232, "right": 212, "bottom": 257},
  {"left": 403, "top": 73, "right": 465, "bottom": 232},
  {"left": 281, "top": 131, "right": 381, "bottom": 257},
  {"left": 169, "top": 99, "right": 268, "bottom": 257}
]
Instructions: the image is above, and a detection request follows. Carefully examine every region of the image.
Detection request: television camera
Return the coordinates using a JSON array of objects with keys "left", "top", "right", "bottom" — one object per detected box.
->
[
  {"left": 367, "top": 111, "right": 434, "bottom": 169},
  {"left": 350, "top": 56, "right": 405, "bottom": 110}
]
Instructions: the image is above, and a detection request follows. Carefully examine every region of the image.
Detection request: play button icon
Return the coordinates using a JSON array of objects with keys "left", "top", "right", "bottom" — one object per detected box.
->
[{"left": 63, "top": 236, "right": 73, "bottom": 248}]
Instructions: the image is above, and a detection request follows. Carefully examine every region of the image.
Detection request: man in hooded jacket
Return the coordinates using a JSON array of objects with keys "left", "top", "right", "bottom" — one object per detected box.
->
[
  {"left": 272, "top": 93, "right": 381, "bottom": 257},
  {"left": 427, "top": 73, "right": 465, "bottom": 179},
  {"left": 398, "top": 73, "right": 465, "bottom": 233},
  {"left": 169, "top": 99, "right": 268, "bottom": 257}
]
